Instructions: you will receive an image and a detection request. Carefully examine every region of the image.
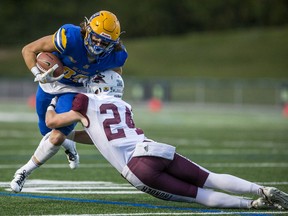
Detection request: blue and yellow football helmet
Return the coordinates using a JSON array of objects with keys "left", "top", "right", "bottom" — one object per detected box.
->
[{"left": 84, "top": 11, "right": 121, "bottom": 58}]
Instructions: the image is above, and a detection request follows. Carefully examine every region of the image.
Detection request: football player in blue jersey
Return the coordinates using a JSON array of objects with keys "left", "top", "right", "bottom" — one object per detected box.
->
[{"left": 11, "top": 11, "right": 127, "bottom": 180}]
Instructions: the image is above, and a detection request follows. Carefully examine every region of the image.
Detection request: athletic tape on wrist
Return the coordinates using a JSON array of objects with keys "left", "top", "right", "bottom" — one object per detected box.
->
[
  {"left": 31, "top": 66, "right": 41, "bottom": 76},
  {"left": 47, "top": 104, "right": 55, "bottom": 111}
]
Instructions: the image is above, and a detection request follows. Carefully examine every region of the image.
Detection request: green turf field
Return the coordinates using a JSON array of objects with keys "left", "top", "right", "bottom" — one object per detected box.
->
[{"left": 0, "top": 102, "right": 287, "bottom": 215}]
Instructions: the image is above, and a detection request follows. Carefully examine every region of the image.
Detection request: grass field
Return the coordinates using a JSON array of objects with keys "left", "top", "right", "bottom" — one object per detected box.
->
[{"left": 0, "top": 101, "right": 288, "bottom": 215}]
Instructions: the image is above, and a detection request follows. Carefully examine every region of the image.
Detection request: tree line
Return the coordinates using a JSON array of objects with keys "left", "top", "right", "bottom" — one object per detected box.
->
[{"left": 1, "top": 0, "right": 288, "bottom": 46}]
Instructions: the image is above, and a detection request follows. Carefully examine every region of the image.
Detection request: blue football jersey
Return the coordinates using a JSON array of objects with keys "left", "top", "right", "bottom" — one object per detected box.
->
[{"left": 52, "top": 24, "right": 128, "bottom": 87}]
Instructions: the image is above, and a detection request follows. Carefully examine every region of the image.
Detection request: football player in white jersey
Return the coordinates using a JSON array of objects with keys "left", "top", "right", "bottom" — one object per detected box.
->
[{"left": 12, "top": 70, "right": 288, "bottom": 210}]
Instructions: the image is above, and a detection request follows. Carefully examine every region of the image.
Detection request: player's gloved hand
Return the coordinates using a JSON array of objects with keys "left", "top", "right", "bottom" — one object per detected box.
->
[
  {"left": 33, "top": 64, "right": 64, "bottom": 83},
  {"left": 78, "top": 77, "right": 89, "bottom": 87}
]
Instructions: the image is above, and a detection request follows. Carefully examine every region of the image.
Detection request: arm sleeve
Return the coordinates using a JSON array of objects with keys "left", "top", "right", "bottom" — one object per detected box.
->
[{"left": 72, "top": 94, "right": 89, "bottom": 116}]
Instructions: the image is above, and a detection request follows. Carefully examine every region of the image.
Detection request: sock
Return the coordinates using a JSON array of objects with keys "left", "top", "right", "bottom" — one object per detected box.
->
[
  {"left": 33, "top": 132, "right": 61, "bottom": 165},
  {"left": 196, "top": 187, "right": 252, "bottom": 208},
  {"left": 17, "top": 158, "right": 39, "bottom": 176},
  {"left": 62, "top": 138, "right": 77, "bottom": 154},
  {"left": 204, "top": 172, "right": 261, "bottom": 195}
]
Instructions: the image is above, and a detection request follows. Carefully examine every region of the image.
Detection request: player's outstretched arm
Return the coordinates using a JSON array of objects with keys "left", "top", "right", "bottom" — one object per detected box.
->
[
  {"left": 46, "top": 109, "right": 82, "bottom": 129},
  {"left": 46, "top": 104, "right": 93, "bottom": 145},
  {"left": 45, "top": 97, "right": 85, "bottom": 129}
]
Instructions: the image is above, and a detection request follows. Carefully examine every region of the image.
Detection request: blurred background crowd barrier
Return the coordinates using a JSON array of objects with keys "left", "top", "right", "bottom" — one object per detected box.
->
[{"left": 1, "top": 78, "right": 287, "bottom": 107}]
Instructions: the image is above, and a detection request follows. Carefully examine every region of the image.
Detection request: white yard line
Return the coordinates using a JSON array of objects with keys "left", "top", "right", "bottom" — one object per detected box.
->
[
  {"left": 1, "top": 179, "right": 288, "bottom": 195},
  {"left": 1, "top": 179, "right": 287, "bottom": 215},
  {"left": 0, "top": 112, "right": 37, "bottom": 122}
]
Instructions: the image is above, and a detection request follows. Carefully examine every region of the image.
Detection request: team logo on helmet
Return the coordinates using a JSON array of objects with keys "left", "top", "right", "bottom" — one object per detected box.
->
[
  {"left": 100, "top": 32, "right": 112, "bottom": 40},
  {"left": 88, "top": 70, "right": 124, "bottom": 98}
]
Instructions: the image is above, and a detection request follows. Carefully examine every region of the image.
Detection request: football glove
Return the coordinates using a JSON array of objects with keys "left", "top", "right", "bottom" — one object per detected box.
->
[{"left": 34, "top": 64, "right": 64, "bottom": 83}]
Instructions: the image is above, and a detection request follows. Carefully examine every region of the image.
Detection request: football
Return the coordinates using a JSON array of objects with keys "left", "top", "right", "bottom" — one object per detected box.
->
[{"left": 36, "top": 52, "right": 64, "bottom": 77}]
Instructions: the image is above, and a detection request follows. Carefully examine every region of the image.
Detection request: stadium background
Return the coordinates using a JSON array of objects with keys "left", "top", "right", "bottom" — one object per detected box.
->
[
  {"left": 0, "top": 0, "right": 287, "bottom": 106},
  {"left": 0, "top": 1, "right": 288, "bottom": 215}
]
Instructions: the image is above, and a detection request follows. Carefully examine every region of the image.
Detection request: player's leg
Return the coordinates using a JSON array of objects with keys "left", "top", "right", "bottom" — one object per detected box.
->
[
  {"left": 196, "top": 187, "right": 276, "bottom": 209},
  {"left": 10, "top": 88, "right": 62, "bottom": 192},
  {"left": 35, "top": 85, "right": 54, "bottom": 136},
  {"left": 158, "top": 154, "right": 274, "bottom": 208},
  {"left": 54, "top": 93, "right": 79, "bottom": 169},
  {"left": 166, "top": 153, "right": 261, "bottom": 195},
  {"left": 199, "top": 158, "right": 288, "bottom": 209},
  {"left": 10, "top": 132, "right": 61, "bottom": 192},
  {"left": 197, "top": 186, "right": 280, "bottom": 209},
  {"left": 35, "top": 86, "right": 79, "bottom": 169},
  {"left": 125, "top": 155, "right": 279, "bottom": 209},
  {"left": 169, "top": 153, "right": 286, "bottom": 209},
  {"left": 124, "top": 156, "right": 255, "bottom": 208},
  {"left": 127, "top": 156, "right": 199, "bottom": 197},
  {"left": 204, "top": 172, "right": 261, "bottom": 195}
]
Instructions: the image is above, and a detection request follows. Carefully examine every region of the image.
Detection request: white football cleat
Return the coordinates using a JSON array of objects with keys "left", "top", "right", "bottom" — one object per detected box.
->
[
  {"left": 10, "top": 169, "right": 28, "bottom": 193},
  {"left": 65, "top": 150, "right": 80, "bottom": 169},
  {"left": 260, "top": 187, "right": 288, "bottom": 210},
  {"left": 251, "top": 197, "right": 275, "bottom": 209}
]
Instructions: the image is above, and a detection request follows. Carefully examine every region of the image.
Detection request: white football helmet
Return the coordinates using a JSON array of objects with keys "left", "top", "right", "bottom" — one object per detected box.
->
[{"left": 88, "top": 70, "right": 124, "bottom": 98}]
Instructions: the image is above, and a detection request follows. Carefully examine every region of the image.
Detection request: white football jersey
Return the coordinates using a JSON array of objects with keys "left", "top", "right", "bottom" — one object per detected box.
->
[{"left": 78, "top": 94, "right": 145, "bottom": 172}]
